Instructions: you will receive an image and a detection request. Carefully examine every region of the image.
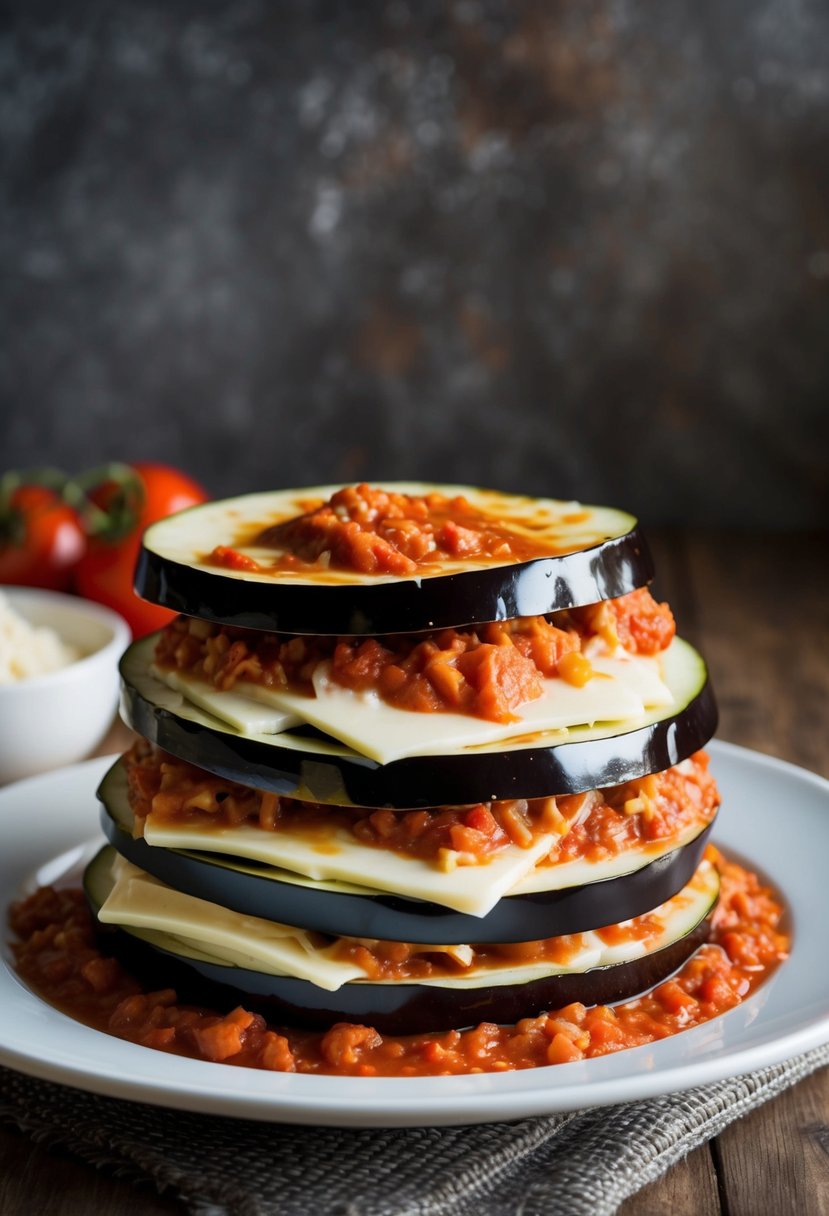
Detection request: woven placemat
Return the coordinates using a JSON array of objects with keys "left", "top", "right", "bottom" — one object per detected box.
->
[{"left": 2, "top": 1045, "right": 828, "bottom": 1215}]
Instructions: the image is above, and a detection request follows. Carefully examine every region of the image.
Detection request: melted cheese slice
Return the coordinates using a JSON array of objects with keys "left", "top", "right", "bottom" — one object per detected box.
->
[
  {"left": 99, "top": 857, "right": 365, "bottom": 991},
  {"left": 128, "top": 636, "right": 705, "bottom": 771},
  {"left": 152, "top": 667, "right": 301, "bottom": 735},
  {"left": 587, "top": 654, "right": 674, "bottom": 707},
  {"left": 98, "top": 856, "right": 718, "bottom": 991},
  {"left": 151, "top": 648, "right": 672, "bottom": 764},
  {"left": 142, "top": 816, "right": 561, "bottom": 916},
  {"left": 142, "top": 810, "right": 711, "bottom": 909}
]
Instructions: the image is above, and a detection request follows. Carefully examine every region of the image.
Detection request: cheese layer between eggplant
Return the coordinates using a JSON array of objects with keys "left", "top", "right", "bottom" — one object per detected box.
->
[
  {"left": 149, "top": 669, "right": 301, "bottom": 736},
  {"left": 142, "top": 816, "right": 562, "bottom": 917},
  {"left": 150, "top": 646, "right": 673, "bottom": 764},
  {"left": 99, "top": 856, "right": 365, "bottom": 991},
  {"left": 97, "top": 856, "right": 717, "bottom": 992},
  {"left": 142, "top": 812, "right": 712, "bottom": 913}
]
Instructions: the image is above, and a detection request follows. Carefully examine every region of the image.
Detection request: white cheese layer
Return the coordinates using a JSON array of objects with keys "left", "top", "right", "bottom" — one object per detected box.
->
[
  {"left": 151, "top": 648, "right": 673, "bottom": 764},
  {"left": 587, "top": 654, "right": 674, "bottom": 708},
  {"left": 142, "top": 816, "right": 561, "bottom": 917},
  {"left": 99, "top": 857, "right": 366, "bottom": 991},
  {"left": 141, "top": 807, "right": 712, "bottom": 910},
  {"left": 127, "top": 635, "right": 704, "bottom": 767},
  {"left": 98, "top": 857, "right": 718, "bottom": 992},
  {"left": 151, "top": 667, "right": 301, "bottom": 736}
]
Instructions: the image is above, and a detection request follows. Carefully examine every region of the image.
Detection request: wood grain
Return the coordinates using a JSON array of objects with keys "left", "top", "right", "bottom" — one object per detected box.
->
[
  {"left": 0, "top": 1123, "right": 184, "bottom": 1215},
  {"left": 714, "top": 1066, "right": 829, "bottom": 1216},
  {"left": 2, "top": 532, "right": 828, "bottom": 1215},
  {"left": 622, "top": 531, "right": 829, "bottom": 1216},
  {"left": 619, "top": 1145, "right": 721, "bottom": 1216},
  {"left": 686, "top": 531, "right": 829, "bottom": 780}
]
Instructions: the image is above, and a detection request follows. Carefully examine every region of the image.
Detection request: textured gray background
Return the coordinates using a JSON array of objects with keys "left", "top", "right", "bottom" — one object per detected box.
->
[{"left": 2, "top": 0, "right": 828, "bottom": 526}]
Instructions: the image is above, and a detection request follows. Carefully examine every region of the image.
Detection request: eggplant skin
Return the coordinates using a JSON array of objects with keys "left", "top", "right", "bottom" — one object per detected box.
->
[
  {"left": 118, "top": 661, "right": 718, "bottom": 809},
  {"left": 91, "top": 914, "right": 713, "bottom": 1036},
  {"left": 135, "top": 527, "right": 654, "bottom": 636},
  {"left": 99, "top": 790, "right": 715, "bottom": 943}
]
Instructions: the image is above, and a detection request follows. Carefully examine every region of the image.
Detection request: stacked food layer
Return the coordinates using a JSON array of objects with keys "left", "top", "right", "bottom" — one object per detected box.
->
[{"left": 88, "top": 483, "right": 722, "bottom": 1036}]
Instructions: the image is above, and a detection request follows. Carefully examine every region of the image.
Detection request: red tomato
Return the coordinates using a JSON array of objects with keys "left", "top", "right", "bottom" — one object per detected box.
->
[
  {"left": 75, "top": 463, "right": 208, "bottom": 637},
  {"left": 0, "top": 484, "right": 86, "bottom": 590}
]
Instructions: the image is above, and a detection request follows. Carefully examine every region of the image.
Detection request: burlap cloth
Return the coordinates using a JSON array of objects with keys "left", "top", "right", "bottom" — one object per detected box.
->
[{"left": 2, "top": 1045, "right": 828, "bottom": 1215}]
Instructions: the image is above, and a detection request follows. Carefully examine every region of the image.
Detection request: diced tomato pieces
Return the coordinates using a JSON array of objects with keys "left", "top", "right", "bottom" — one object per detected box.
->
[
  {"left": 609, "top": 588, "right": 676, "bottom": 654},
  {"left": 191, "top": 1020, "right": 243, "bottom": 1062},
  {"left": 547, "top": 1033, "right": 584, "bottom": 1064}
]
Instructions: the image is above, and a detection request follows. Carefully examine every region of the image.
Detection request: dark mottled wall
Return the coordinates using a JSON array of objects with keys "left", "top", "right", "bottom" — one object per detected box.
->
[{"left": 2, "top": 0, "right": 828, "bottom": 526}]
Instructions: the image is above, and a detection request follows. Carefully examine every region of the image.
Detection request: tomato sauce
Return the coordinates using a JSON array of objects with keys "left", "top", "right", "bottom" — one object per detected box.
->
[
  {"left": 125, "top": 744, "right": 717, "bottom": 869},
  {"left": 548, "top": 752, "right": 719, "bottom": 865},
  {"left": 154, "top": 589, "right": 675, "bottom": 724},
  {"left": 220, "top": 484, "right": 592, "bottom": 577},
  {"left": 325, "top": 863, "right": 712, "bottom": 980},
  {"left": 208, "top": 545, "right": 262, "bottom": 573},
  {"left": 9, "top": 851, "right": 788, "bottom": 1076}
]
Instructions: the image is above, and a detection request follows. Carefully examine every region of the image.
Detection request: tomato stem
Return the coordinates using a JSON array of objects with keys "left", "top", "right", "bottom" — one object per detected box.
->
[
  {"left": 0, "top": 467, "right": 69, "bottom": 505},
  {"left": 71, "top": 462, "right": 146, "bottom": 543},
  {"left": 0, "top": 469, "right": 70, "bottom": 545}
]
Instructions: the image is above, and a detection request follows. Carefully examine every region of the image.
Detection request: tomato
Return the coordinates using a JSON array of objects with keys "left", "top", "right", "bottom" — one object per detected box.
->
[
  {"left": 0, "top": 484, "right": 86, "bottom": 591},
  {"left": 74, "top": 463, "right": 208, "bottom": 637}
]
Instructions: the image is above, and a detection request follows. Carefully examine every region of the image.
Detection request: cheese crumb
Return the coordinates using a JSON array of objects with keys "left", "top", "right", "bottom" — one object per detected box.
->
[{"left": 0, "top": 593, "right": 80, "bottom": 683}]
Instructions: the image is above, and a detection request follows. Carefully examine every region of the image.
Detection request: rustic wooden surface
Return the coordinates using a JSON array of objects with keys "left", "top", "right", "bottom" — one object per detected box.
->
[{"left": 1, "top": 531, "right": 827, "bottom": 1215}]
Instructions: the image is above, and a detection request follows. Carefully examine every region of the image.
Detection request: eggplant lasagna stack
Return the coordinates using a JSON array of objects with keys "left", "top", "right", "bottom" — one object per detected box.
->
[{"left": 87, "top": 484, "right": 721, "bottom": 1038}]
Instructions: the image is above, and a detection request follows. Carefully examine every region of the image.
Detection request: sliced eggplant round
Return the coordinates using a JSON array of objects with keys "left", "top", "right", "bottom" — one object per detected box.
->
[
  {"left": 84, "top": 846, "right": 718, "bottom": 1035},
  {"left": 120, "top": 635, "right": 718, "bottom": 807},
  {"left": 98, "top": 759, "right": 716, "bottom": 943},
  {"left": 135, "top": 484, "right": 654, "bottom": 634}
]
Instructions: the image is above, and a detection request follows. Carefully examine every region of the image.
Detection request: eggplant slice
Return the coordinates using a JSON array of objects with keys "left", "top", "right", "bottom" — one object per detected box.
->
[
  {"left": 120, "top": 635, "right": 717, "bottom": 807},
  {"left": 135, "top": 484, "right": 654, "bottom": 635},
  {"left": 98, "top": 759, "right": 716, "bottom": 943},
  {"left": 84, "top": 846, "right": 718, "bottom": 1035}
]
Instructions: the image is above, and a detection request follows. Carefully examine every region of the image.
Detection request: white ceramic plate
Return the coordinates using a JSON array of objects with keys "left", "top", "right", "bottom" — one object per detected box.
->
[{"left": 0, "top": 741, "right": 827, "bottom": 1127}]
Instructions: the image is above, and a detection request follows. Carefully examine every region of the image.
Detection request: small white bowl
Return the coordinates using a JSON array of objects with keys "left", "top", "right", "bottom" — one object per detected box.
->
[{"left": 0, "top": 587, "right": 131, "bottom": 785}]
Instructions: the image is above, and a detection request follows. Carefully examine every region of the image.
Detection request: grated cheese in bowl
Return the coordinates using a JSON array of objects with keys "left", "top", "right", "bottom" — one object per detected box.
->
[{"left": 0, "top": 590, "right": 81, "bottom": 683}]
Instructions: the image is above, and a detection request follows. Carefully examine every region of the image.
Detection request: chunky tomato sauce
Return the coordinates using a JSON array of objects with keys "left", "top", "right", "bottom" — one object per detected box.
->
[
  {"left": 326, "top": 863, "right": 713, "bottom": 980},
  {"left": 154, "top": 589, "right": 675, "bottom": 724},
  {"left": 549, "top": 752, "right": 719, "bottom": 866},
  {"left": 125, "top": 744, "right": 716, "bottom": 869},
  {"left": 208, "top": 545, "right": 261, "bottom": 572},
  {"left": 9, "top": 851, "right": 788, "bottom": 1075},
  {"left": 210, "top": 484, "right": 604, "bottom": 578}
]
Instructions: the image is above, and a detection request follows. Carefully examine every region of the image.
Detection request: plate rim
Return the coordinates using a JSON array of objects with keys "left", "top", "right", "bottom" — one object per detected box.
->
[{"left": 0, "top": 740, "right": 828, "bottom": 1127}]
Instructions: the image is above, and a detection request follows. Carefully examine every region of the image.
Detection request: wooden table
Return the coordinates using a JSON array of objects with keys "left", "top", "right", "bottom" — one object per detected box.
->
[{"left": 1, "top": 532, "right": 827, "bottom": 1215}]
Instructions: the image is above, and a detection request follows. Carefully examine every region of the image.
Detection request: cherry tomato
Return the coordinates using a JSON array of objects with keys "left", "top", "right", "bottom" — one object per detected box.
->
[
  {"left": 0, "top": 483, "right": 86, "bottom": 590},
  {"left": 75, "top": 463, "right": 208, "bottom": 637}
]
